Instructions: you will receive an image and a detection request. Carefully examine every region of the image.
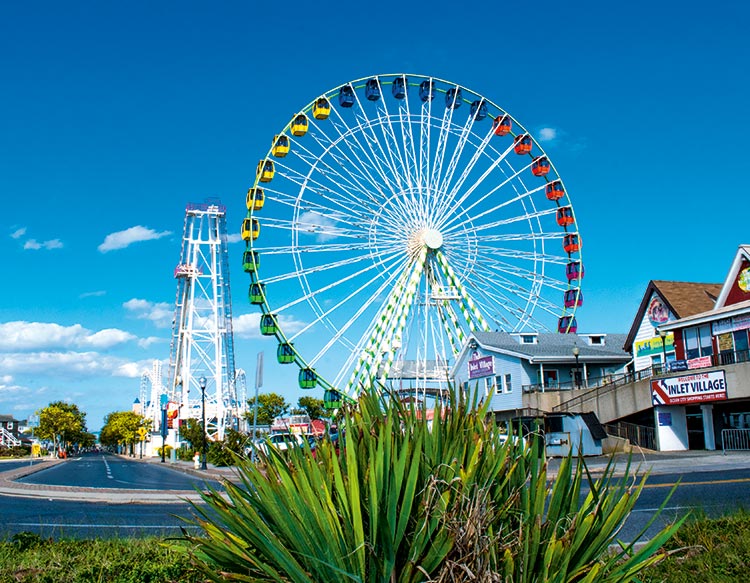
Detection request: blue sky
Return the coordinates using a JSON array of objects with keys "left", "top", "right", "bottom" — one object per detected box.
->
[{"left": 2, "top": 1, "right": 748, "bottom": 430}]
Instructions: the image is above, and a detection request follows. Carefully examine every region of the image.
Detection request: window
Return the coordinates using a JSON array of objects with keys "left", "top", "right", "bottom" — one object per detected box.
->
[
  {"left": 521, "top": 335, "right": 536, "bottom": 344},
  {"left": 504, "top": 373, "right": 512, "bottom": 393},
  {"left": 485, "top": 377, "right": 493, "bottom": 396},
  {"left": 494, "top": 375, "right": 503, "bottom": 395},
  {"left": 684, "top": 325, "right": 713, "bottom": 359},
  {"left": 6, "top": 422, "right": 12, "bottom": 430},
  {"left": 589, "top": 335, "right": 603, "bottom": 345}
]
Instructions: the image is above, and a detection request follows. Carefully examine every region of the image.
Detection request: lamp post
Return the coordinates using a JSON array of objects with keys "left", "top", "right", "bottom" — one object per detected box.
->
[
  {"left": 199, "top": 375, "right": 208, "bottom": 470},
  {"left": 659, "top": 329, "right": 668, "bottom": 373},
  {"left": 572, "top": 345, "right": 580, "bottom": 389}
]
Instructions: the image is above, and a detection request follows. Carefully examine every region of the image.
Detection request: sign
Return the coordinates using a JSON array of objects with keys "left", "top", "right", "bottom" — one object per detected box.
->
[
  {"left": 651, "top": 370, "right": 728, "bottom": 406},
  {"left": 635, "top": 333, "right": 674, "bottom": 358},
  {"left": 468, "top": 355, "right": 494, "bottom": 379},
  {"left": 166, "top": 401, "right": 180, "bottom": 428},
  {"left": 657, "top": 412, "right": 672, "bottom": 426},
  {"left": 668, "top": 360, "right": 688, "bottom": 372},
  {"left": 647, "top": 296, "right": 669, "bottom": 326},
  {"left": 738, "top": 267, "right": 750, "bottom": 292},
  {"left": 687, "top": 356, "right": 713, "bottom": 369},
  {"left": 137, "top": 427, "right": 148, "bottom": 439}
]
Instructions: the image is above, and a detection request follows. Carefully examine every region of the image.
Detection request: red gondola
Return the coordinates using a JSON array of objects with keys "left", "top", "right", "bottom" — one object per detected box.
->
[
  {"left": 493, "top": 114, "right": 512, "bottom": 136},
  {"left": 558, "top": 316, "right": 577, "bottom": 334},
  {"left": 565, "top": 261, "right": 584, "bottom": 281},
  {"left": 563, "top": 234, "right": 580, "bottom": 254},
  {"left": 531, "top": 156, "right": 550, "bottom": 177},
  {"left": 564, "top": 288, "right": 584, "bottom": 308},
  {"left": 556, "top": 206, "right": 574, "bottom": 226},
  {"left": 545, "top": 180, "right": 565, "bottom": 201},
  {"left": 513, "top": 134, "right": 532, "bottom": 155}
]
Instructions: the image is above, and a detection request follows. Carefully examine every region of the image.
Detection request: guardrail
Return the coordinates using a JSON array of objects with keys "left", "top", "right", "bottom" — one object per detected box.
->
[
  {"left": 551, "top": 367, "right": 657, "bottom": 412},
  {"left": 722, "top": 428, "right": 750, "bottom": 453},
  {"left": 0, "top": 427, "right": 21, "bottom": 448},
  {"left": 604, "top": 421, "right": 656, "bottom": 450}
]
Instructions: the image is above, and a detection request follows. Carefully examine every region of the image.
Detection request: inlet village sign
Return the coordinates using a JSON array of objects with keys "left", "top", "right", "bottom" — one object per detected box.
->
[{"left": 651, "top": 370, "right": 728, "bottom": 406}]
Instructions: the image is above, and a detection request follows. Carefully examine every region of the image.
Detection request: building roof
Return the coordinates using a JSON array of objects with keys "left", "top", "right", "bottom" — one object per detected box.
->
[
  {"left": 624, "top": 280, "right": 722, "bottom": 350},
  {"left": 471, "top": 331, "right": 631, "bottom": 363},
  {"left": 660, "top": 298, "right": 750, "bottom": 331}
]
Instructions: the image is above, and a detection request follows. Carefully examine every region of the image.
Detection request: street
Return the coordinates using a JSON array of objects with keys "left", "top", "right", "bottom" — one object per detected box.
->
[{"left": 14, "top": 452, "right": 219, "bottom": 491}]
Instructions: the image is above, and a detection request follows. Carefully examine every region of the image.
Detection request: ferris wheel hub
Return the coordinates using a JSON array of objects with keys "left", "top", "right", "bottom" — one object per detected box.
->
[{"left": 422, "top": 228, "right": 443, "bottom": 250}]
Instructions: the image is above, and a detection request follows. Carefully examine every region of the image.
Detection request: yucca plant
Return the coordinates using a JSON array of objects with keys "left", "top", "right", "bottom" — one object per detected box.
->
[{"left": 181, "top": 385, "right": 682, "bottom": 582}]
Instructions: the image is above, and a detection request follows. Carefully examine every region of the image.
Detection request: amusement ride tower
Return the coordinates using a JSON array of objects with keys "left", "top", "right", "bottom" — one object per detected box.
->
[{"left": 167, "top": 200, "right": 244, "bottom": 440}]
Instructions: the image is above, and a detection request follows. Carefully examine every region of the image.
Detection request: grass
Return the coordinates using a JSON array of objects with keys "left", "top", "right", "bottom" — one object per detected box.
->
[
  {"left": 640, "top": 509, "right": 750, "bottom": 582},
  {"left": 1, "top": 513, "right": 748, "bottom": 582},
  {"left": 0, "top": 534, "right": 203, "bottom": 583}
]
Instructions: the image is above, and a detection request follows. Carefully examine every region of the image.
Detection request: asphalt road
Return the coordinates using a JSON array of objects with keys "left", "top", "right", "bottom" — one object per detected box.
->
[
  {"left": 0, "top": 496, "right": 200, "bottom": 539},
  {"left": 15, "top": 453, "right": 219, "bottom": 491}
]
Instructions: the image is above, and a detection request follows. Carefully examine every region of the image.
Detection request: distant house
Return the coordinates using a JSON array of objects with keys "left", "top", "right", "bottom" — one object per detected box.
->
[{"left": 0, "top": 414, "right": 22, "bottom": 448}]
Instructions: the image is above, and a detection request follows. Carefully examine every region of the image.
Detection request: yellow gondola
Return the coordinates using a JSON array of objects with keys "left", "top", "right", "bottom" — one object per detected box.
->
[
  {"left": 256, "top": 159, "right": 275, "bottom": 183},
  {"left": 291, "top": 114, "right": 308, "bottom": 137},
  {"left": 246, "top": 187, "right": 265, "bottom": 211},
  {"left": 241, "top": 218, "right": 260, "bottom": 241},
  {"left": 271, "top": 134, "right": 290, "bottom": 158},
  {"left": 312, "top": 97, "right": 331, "bottom": 120}
]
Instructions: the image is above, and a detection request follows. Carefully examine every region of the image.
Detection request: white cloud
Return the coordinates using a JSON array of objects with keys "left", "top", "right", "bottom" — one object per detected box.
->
[
  {"left": 0, "top": 321, "right": 135, "bottom": 351},
  {"left": 79, "top": 290, "right": 107, "bottom": 299},
  {"left": 123, "top": 298, "right": 173, "bottom": 328},
  {"left": 10, "top": 227, "right": 26, "bottom": 239},
  {"left": 98, "top": 226, "right": 172, "bottom": 253},
  {"left": 137, "top": 336, "right": 163, "bottom": 349},
  {"left": 226, "top": 233, "right": 243, "bottom": 244},
  {"left": 297, "top": 211, "right": 345, "bottom": 242},
  {"left": 0, "top": 351, "right": 130, "bottom": 377},
  {"left": 538, "top": 127, "right": 558, "bottom": 142},
  {"left": 23, "top": 238, "right": 63, "bottom": 250}
]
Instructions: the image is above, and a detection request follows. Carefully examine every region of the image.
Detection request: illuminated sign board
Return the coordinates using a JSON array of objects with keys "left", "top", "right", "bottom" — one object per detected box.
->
[{"left": 651, "top": 370, "right": 727, "bottom": 406}]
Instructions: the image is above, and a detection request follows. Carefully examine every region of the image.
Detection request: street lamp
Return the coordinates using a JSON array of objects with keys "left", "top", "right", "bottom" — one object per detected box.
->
[
  {"left": 659, "top": 329, "right": 667, "bottom": 373},
  {"left": 199, "top": 376, "right": 208, "bottom": 470},
  {"left": 572, "top": 345, "right": 580, "bottom": 389}
]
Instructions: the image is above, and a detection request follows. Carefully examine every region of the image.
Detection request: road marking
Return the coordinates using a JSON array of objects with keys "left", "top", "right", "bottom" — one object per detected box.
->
[
  {"left": 643, "top": 476, "right": 750, "bottom": 489},
  {"left": 102, "top": 457, "right": 113, "bottom": 479},
  {"left": 11, "top": 522, "right": 198, "bottom": 530}
]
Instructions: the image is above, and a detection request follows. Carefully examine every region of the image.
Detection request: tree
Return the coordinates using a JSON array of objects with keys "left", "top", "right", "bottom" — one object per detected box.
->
[
  {"left": 36, "top": 401, "right": 88, "bottom": 455},
  {"left": 100, "top": 411, "right": 151, "bottom": 454},
  {"left": 296, "top": 396, "right": 325, "bottom": 420},
  {"left": 245, "top": 393, "right": 289, "bottom": 426},
  {"left": 179, "top": 418, "right": 205, "bottom": 450}
]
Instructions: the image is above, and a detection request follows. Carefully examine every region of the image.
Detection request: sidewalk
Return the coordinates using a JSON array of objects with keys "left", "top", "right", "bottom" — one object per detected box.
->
[{"left": 0, "top": 449, "right": 748, "bottom": 504}]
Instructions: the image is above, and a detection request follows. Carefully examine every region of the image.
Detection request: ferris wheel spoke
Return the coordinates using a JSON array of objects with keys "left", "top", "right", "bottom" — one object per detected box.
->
[
  {"left": 435, "top": 91, "right": 480, "bottom": 199},
  {"left": 428, "top": 105, "right": 459, "bottom": 199},
  {"left": 436, "top": 146, "right": 534, "bottom": 234}
]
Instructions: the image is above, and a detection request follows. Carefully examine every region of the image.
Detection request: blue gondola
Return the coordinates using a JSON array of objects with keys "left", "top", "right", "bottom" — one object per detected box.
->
[
  {"left": 365, "top": 78, "right": 381, "bottom": 101},
  {"left": 566, "top": 261, "right": 584, "bottom": 281},
  {"left": 339, "top": 84, "right": 355, "bottom": 107},
  {"left": 470, "top": 100, "right": 487, "bottom": 120},
  {"left": 558, "top": 316, "right": 578, "bottom": 334},
  {"left": 564, "top": 288, "right": 584, "bottom": 308},
  {"left": 419, "top": 80, "right": 435, "bottom": 102},
  {"left": 446, "top": 87, "right": 462, "bottom": 109},
  {"left": 392, "top": 76, "right": 407, "bottom": 99}
]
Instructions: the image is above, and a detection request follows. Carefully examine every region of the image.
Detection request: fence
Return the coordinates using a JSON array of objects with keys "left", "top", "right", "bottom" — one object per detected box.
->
[
  {"left": 722, "top": 428, "right": 750, "bottom": 453},
  {"left": 604, "top": 421, "right": 656, "bottom": 451}
]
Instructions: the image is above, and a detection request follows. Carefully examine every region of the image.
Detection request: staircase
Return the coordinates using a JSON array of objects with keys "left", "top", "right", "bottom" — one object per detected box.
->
[{"left": 0, "top": 427, "right": 21, "bottom": 448}]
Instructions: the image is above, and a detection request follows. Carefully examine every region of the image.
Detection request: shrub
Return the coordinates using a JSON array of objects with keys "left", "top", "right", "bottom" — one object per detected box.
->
[{"left": 183, "top": 386, "right": 682, "bottom": 581}]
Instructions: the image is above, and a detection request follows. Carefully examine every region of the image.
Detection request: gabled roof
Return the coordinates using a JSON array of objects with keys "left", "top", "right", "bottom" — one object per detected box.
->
[
  {"left": 624, "top": 280, "right": 722, "bottom": 350},
  {"left": 715, "top": 245, "right": 750, "bottom": 308},
  {"left": 470, "top": 331, "right": 631, "bottom": 363}
]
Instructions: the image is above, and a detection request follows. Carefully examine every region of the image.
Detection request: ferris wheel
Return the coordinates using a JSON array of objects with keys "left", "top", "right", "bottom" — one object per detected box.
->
[{"left": 241, "top": 74, "right": 583, "bottom": 406}]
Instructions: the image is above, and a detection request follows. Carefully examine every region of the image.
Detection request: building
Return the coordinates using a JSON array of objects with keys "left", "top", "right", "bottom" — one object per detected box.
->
[
  {"left": 654, "top": 245, "right": 750, "bottom": 450},
  {"left": 624, "top": 280, "right": 722, "bottom": 374},
  {"left": 451, "top": 331, "right": 630, "bottom": 454},
  {"left": 0, "top": 415, "right": 22, "bottom": 448}
]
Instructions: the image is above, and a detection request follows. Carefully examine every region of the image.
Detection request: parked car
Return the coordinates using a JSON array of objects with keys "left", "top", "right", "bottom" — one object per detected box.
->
[{"left": 254, "top": 432, "right": 307, "bottom": 456}]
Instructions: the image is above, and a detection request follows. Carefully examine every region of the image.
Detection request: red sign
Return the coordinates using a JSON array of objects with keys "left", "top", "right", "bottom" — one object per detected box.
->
[{"left": 651, "top": 370, "right": 727, "bottom": 406}]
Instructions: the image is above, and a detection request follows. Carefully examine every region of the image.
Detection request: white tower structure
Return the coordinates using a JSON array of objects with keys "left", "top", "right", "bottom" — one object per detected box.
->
[
  {"left": 167, "top": 201, "right": 242, "bottom": 440},
  {"left": 140, "top": 360, "right": 167, "bottom": 424}
]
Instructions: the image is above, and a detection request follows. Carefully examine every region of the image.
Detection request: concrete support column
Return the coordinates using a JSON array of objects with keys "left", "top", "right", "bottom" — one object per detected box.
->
[{"left": 701, "top": 404, "right": 716, "bottom": 450}]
